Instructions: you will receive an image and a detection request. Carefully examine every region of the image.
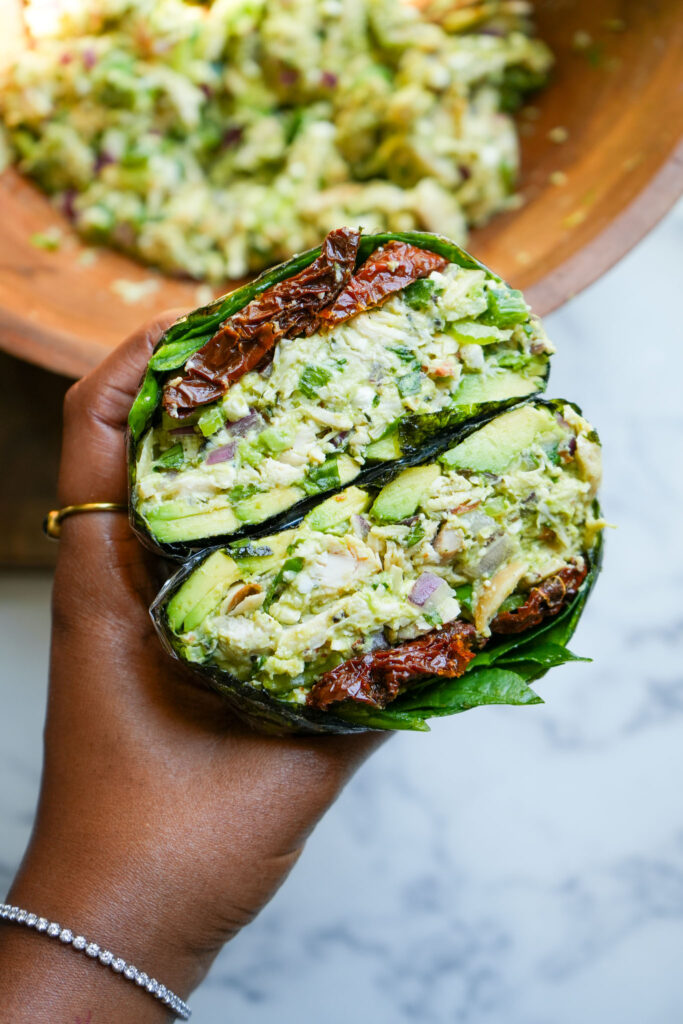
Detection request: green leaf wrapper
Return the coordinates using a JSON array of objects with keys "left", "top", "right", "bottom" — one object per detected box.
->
[{"left": 127, "top": 231, "right": 547, "bottom": 559}]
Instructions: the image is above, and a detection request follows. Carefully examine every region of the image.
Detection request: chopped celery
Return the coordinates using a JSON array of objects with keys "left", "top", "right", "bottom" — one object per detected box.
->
[
  {"left": 198, "top": 405, "right": 224, "bottom": 437},
  {"left": 238, "top": 440, "right": 263, "bottom": 467},
  {"left": 403, "top": 278, "right": 436, "bottom": 310},
  {"left": 448, "top": 321, "right": 504, "bottom": 346},
  {"left": 483, "top": 285, "right": 528, "bottom": 327},
  {"left": 258, "top": 427, "right": 290, "bottom": 454}
]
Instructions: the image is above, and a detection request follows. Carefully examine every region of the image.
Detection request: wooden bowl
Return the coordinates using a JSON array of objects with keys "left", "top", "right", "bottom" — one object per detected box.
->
[{"left": 0, "top": 0, "right": 681, "bottom": 378}]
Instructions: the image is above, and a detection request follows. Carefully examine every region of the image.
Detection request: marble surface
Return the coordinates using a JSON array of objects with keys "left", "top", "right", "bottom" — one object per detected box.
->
[{"left": 2, "top": 202, "right": 683, "bottom": 1023}]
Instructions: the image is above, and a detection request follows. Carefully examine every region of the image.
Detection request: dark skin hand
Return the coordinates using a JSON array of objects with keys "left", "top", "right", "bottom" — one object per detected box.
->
[{"left": 0, "top": 315, "right": 382, "bottom": 1022}]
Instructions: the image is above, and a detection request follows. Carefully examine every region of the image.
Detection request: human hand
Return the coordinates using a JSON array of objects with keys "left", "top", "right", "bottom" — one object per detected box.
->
[{"left": 0, "top": 317, "right": 382, "bottom": 1022}]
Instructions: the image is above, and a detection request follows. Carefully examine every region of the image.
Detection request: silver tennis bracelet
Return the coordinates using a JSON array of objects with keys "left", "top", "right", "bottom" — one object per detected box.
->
[{"left": 0, "top": 902, "right": 191, "bottom": 1019}]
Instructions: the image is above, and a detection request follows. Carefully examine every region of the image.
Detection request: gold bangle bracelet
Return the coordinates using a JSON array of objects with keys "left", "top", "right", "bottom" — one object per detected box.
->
[{"left": 43, "top": 502, "right": 127, "bottom": 539}]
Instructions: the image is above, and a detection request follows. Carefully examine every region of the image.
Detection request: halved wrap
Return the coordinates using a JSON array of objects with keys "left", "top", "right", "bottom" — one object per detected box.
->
[
  {"left": 129, "top": 228, "right": 552, "bottom": 556},
  {"left": 151, "top": 399, "right": 604, "bottom": 734}
]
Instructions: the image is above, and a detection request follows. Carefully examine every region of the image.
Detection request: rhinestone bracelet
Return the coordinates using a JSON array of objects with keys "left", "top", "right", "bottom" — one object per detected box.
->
[{"left": 0, "top": 903, "right": 191, "bottom": 1019}]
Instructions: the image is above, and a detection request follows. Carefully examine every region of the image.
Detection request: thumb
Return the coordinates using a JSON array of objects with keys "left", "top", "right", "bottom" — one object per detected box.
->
[{"left": 58, "top": 311, "right": 185, "bottom": 506}]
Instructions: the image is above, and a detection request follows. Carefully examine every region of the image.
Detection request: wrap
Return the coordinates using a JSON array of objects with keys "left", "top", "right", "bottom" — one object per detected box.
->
[{"left": 150, "top": 399, "right": 604, "bottom": 734}]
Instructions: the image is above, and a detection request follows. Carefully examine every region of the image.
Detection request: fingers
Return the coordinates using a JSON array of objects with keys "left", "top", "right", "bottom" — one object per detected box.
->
[{"left": 58, "top": 310, "right": 185, "bottom": 506}]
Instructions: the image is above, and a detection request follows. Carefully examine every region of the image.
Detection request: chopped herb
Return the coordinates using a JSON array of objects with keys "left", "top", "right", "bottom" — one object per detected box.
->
[
  {"left": 405, "top": 522, "right": 425, "bottom": 548},
  {"left": 263, "top": 556, "right": 304, "bottom": 612},
  {"left": 299, "top": 365, "right": 332, "bottom": 399},
  {"left": 372, "top": 393, "right": 381, "bottom": 408},
  {"left": 544, "top": 443, "right": 561, "bottom": 466},
  {"left": 154, "top": 443, "right": 184, "bottom": 471},
  {"left": 424, "top": 611, "right": 442, "bottom": 627},
  {"left": 397, "top": 370, "right": 423, "bottom": 397},
  {"left": 455, "top": 583, "right": 474, "bottom": 617},
  {"left": 301, "top": 456, "right": 342, "bottom": 496},
  {"left": 499, "top": 66, "right": 548, "bottom": 113},
  {"left": 229, "top": 482, "right": 263, "bottom": 502},
  {"left": 388, "top": 345, "right": 419, "bottom": 365}
]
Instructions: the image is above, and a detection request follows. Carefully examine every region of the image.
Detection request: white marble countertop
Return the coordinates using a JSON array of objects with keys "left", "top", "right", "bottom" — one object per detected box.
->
[{"left": 2, "top": 202, "right": 682, "bottom": 1023}]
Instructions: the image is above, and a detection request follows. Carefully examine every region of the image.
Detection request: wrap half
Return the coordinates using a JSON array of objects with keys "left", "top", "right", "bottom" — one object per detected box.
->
[
  {"left": 129, "top": 228, "right": 552, "bottom": 557},
  {"left": 151, "top": 399, "right": 604, "bottom": 734}
]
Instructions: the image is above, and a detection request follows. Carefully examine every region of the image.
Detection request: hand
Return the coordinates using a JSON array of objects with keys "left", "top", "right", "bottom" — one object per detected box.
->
[{"left": 0, "top": 317, "right": 382, "bottom": 1022}]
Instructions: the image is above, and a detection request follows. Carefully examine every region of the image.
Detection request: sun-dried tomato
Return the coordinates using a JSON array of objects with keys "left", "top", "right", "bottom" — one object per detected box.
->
[
  {"left": 318, "top": 241, "right": 448, "bottom": 328},
  {"left": 491, "top": 564, "right": 588, "bottom": 635},
  {"left": 307, "top": 620, "right": 478, "bottom": 710},
  {"left": 163, "top": 227, "right": 360, "bottom": 417}
]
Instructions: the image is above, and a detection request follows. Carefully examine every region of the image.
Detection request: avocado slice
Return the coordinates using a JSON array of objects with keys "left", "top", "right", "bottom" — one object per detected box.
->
[
  {"left": 232, "top": 485, "right": 304, "bottom": 525},
  {"left": 453, "top": 370, "right": 538, "bottom": 406},
  {"left": 166, "top": 550, "right": 241, "bottom": 633},
  {"left": 371, "top": 464, "right": 441, "bottom": 523},
  {"left": 305, "top": 486, "right": 371, "bottom": 532},
  {"left": 440, "top": 404, "right": 556, "bottom": 474},
  {"left": 366, "top": 429, "right": 402, "bottom": 461},
  {"left": 230, "top": 529, "right": 297, "bottom": 577},
  {"left": 146, "top": 504, "right": 240, "bottom": 543}
]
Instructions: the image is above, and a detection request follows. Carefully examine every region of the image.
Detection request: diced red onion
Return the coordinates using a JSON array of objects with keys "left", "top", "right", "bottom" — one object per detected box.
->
[
  {"left": 221, "top": 126, "right": 243, "bottom": 149},
  {"left": 95, "top": 150, "right": 116, "bottom": 172},
  {"left": 351, "top": 514, "right": 370, "bottom": 540},
  {"left": 59, "top": 52, "right": 73, "bottom": 66},
  {"left": 321, "top": 70, "right": 338, "bottom": 87},
  {"left": 83, "top": 47, "right": 97, "bottom": 70},
  {"left": 61, "top": 189, "right": 77, "bottom": 222},
  {"left": 169, "top": 425, "right": 197, "bottom": 436},
  {"left": 400, "top": 514, "right": 419, "bottom": 527},
  {"left": 279, "top": 67, "right": 299, "bottom": 86},
  {"left": 206, "top": 442, "right": 236, "bottom": 465},
  {"left": 409, "top": 572, "right": 443, "bottom": 607},
  {"left": 225, "top": 410, "right": 262, "bottom": 437}
]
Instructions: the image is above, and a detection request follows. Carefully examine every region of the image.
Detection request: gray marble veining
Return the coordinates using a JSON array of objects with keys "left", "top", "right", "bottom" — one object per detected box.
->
[{"left": 1, "top": 202, "right": 682, "bottom": 1023}]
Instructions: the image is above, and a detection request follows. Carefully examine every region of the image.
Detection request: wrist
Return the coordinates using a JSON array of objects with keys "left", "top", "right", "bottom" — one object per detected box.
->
[{"left": 7, "top": 818, "right": 219, "bottom": 997}]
